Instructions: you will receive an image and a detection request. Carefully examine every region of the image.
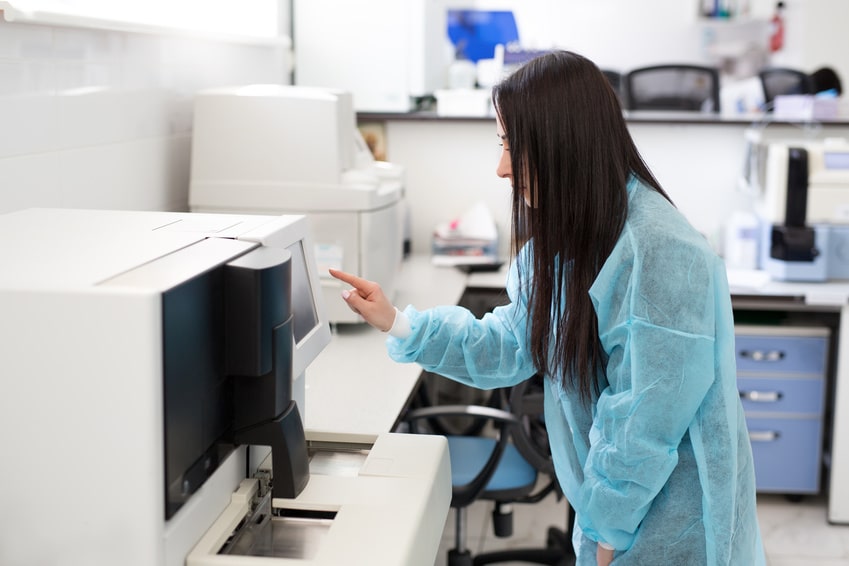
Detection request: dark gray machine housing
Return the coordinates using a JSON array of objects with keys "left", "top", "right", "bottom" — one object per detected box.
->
[{"left": 162, "top": 246, "right": 308, "bottom": 520}]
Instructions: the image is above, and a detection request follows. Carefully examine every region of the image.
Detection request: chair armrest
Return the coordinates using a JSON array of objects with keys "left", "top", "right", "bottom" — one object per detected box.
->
[
  {"left": 404, "top": 404, "right": 519, "bottom": 427},
  {"left": 403, "top": 404, "right": 519, "bottom": 508}
]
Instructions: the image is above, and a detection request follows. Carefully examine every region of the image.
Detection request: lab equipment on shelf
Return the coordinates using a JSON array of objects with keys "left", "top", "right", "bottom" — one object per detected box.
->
[{"left": 750, "top": 136, "right": 849, "bottom": 281}]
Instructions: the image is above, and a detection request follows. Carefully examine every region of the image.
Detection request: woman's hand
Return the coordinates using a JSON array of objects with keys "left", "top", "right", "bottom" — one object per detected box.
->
[
  {"left": 597, "top": 544, "right": 614, "bottom": 566},
  {"left": 329, "top": 268, "right": 397, "bottom": 332}
]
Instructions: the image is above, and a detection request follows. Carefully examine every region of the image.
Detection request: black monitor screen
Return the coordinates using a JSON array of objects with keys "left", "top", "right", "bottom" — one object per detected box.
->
[
  {"left": 286, "top": 240, "right": 319, "bottom": 345},
  {"left": 162, "top": 267, "right": 234, "bottom": 520}
]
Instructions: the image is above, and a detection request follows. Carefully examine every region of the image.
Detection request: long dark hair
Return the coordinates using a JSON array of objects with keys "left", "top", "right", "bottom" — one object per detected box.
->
[{"left": 492, "top": 50, "right": 671, "bottom": 403}]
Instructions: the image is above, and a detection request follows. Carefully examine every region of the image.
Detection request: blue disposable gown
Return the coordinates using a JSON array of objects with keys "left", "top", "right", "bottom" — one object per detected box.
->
[{"left": 386, "top": 177, "right": 766, "bottom": 564}]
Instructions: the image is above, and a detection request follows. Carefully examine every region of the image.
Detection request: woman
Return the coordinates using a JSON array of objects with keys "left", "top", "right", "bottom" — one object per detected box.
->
[{"left": 330, "top": 50, "right": 765, "bottom": 565}]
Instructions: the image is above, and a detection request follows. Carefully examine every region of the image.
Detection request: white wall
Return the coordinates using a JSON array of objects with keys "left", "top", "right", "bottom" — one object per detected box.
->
[
  {"left": 451, "top": 0, "right": 847, "bottom": 80},
  {"left": 385, "top": 118, "right": 849, "bottom": 260},
  {"left": 0, "top": 19, "right": 290, "bottom": 215},
  {"left": 763, "top": 0, "right": 849, "bottom": 84},
  {"left": 490, "top": 0, "right": 707, "bottom": 72},
  {"left": 0, "top": 0, "right": 846, "bottom": 222},
  {"left": 382, "top": 0, "right": 849, "bottom": 258}
]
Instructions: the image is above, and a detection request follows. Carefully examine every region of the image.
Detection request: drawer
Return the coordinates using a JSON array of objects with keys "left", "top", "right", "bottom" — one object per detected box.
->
[
  {"left": 738, "top": 376, "right": 825, "bottom": 415},
  {"left": 734, "top": 327, "right": 829, "bottom": 376},
  {"left": 747, "top": 415, "right": 823, "bottom": 494}
]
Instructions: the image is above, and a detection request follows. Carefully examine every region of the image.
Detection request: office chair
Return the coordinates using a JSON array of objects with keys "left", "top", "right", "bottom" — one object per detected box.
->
[
  {"left": 414, "top": 370, "right": 501, "bottom": 436},
  {"left": 601, "top": 69, "right": 625, "bottom": 107},
  {"left": 405, "top": 399, "right": 537, "bottom": 566},
  {"left": 758, "top": 67, "right": 814, "bottom": 108},
  {"left": 624, "top": 64, "right": 720, "bottom": 113},
  {"left": 472, "top": 375, "right": 575, "bottom": 566},
  {"left": 411, "top": 287, "right": 509, "bottom": 438},
  {"left": 810, "top": 66, "right": 842, "bottom": 96},
  {"left": 405, "top": 378, "right": 575, "bottom": 566}
]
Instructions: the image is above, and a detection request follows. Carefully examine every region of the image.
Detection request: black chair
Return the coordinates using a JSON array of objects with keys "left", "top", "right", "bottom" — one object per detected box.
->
[
  {"left": 405, "top": 377, "right": 575, "bottom": 566},
  {"left": 758, "top": 67, "right": 814, "bottom": 108},
  {"left": 601, "top": 69, "right": 625, "bottom": 105},
  {"left": 810, "top": 66, "right": 842, "bottom": 95},
  {"left": 414, "top": 370, "right": 500, "bottom": 437},
  {"left": 473, "top": 375, "right": 575, "bottom": 566},
  {"left": 410, "top": 287, "right": 509, "bottom": 439},
  {"left": 624, "top": 64, "right": 720, "bottom": 113}
]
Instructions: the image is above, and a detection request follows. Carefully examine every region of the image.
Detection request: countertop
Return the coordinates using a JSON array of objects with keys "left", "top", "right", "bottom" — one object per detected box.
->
[
  {"left": 304, "top": 254, "right": 849, "bottom": 523},
  {"left": 304, "top": 255, "right": 469, "bottom": 444}
]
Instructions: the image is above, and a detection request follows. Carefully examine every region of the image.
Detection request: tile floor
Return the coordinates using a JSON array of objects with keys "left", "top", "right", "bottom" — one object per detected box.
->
[{"left": 432, "top": 489, "right": 849, "bottom": 565}]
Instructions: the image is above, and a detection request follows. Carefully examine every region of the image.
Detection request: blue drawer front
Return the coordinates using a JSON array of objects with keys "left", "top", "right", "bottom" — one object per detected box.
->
[
  {"left": 738, "top": 376, "right": 825, "bottom": 415},
  {"left": 735, "top": 335, "right": 828, "bottom": 376},
  {"left": 747, "top": 416, "right": 822, "bottom": 494}
]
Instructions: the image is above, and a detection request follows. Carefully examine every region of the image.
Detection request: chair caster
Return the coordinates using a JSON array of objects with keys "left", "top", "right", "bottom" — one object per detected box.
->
[
  {"left": 547, "top": 526, "right": 570, "bottom": 549},
  {"left": 448, "top": 548, "right": 473, "bottom": 566}
]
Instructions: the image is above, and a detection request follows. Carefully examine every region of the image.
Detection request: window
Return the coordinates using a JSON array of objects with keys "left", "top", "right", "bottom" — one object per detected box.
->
[{"left": 0, "top": 0, "right": 283, "bottom": 43}]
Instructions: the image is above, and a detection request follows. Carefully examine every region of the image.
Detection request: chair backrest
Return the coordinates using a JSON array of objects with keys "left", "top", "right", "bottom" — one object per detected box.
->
[
  {"left": 508, "top": 375, "right": 555, "bottom": 477},
  {"left": 758, "top": 67, "right": 814, "bottom": 106},
  {"left": 810, "top": 66, "right": 842, "bottom": 95},
  {"left": 624, "top": 64, "right": 720, "bottom": 113},
  {"left": 507, "top": 375, "right": 576, "bottom": 543},
  {"left": 601, "top": 69, "right": 624, "bottom": 104}
]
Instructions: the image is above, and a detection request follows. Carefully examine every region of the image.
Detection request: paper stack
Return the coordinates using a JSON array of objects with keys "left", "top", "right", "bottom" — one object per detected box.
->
[{"left": 431, "top": 201, "right": 499, "bottom": 266}]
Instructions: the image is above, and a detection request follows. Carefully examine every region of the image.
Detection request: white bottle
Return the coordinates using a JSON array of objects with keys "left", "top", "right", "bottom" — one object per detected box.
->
[
  {"left": 448, "top": 59, "right": 477, "bottom": 89},
  {"left": 724, "top": 211, "right": 760, "bottom": 270}
]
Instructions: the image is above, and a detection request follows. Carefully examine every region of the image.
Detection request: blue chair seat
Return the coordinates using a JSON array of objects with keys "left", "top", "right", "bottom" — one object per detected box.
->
[{"left": 448, "top": 435, "right": 537, "bottom": 492}]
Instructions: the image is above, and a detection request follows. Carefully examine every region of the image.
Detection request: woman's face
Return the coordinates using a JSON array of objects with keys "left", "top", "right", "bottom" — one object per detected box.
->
[{"left": 495, "top": 114, "right": 533, "bottom": 207}]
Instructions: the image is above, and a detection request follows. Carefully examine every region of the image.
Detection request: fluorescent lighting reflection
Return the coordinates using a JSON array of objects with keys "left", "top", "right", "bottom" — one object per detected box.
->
[{"left": 3, "top": 0, "right": 280, "bottom": 38}]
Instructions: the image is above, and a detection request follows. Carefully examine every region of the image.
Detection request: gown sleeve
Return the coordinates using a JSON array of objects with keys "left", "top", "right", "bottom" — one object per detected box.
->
[
  {"left": 576, "top": 225, "right": 719, "bottom": 551},
  {"left": 385, "top": 251, "right": 538, "bottom": 390}
]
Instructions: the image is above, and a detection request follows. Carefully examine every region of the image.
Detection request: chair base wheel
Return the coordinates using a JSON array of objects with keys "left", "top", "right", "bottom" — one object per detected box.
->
[
  {"left": 448, "top": 548, "right": 473, "bottom": 566},
  {"left": 472, "top": 526, "right": 575, "bottom": 566}
]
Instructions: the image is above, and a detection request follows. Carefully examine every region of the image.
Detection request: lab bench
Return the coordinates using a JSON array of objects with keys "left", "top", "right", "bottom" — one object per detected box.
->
[
  {"left": 728, "top": 276, "right": 849, "bottom": 523},
  {"left": 735, "top": 325, "right": 830, "bottom": 495},
  {"left": 304, "top": 255, "right": 469, "bottom": 445}
]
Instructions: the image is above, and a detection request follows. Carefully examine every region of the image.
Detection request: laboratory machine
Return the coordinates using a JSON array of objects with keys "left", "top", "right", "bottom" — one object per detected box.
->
[
  {"left": 189, "top": 85, "right": 405, "bottom": 324},
  {"left": 754, "top": 138, "right": 849, "bottom": 281},
  {"left": 0, "top": 208, "right": 450, "bottom": 566}
]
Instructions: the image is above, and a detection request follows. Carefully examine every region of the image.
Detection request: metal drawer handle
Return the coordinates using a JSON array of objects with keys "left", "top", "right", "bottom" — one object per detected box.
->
[
  {"left": 739, "top": 349, "right": 786, "bottom": 362},
  {"left": 739, "top": 390, "right": 783, "bottom": 403},
  {"left": 749, "top": 430, "right": 781, "bottom": 442}
]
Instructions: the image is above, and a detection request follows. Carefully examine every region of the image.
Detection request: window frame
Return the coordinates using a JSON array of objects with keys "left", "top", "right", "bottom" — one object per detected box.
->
[{"left": 0, "top": 0, "right": 288, "bottom": 45}]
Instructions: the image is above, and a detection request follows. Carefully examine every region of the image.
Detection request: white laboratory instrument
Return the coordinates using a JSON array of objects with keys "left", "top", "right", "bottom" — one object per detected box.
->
[
  {"left": 753, "top": 138, "right": 849, "bottom": 281},
  {"left": 292, "top": 0, "right": 446, "bottom": 112},
  {"left": 759, "top": 138, "right": 849, "bottom": 225},
  {"left": 188, "top": 85, "right": 405, "bottom": 324},
  {"left": 0, "top": 208, "right": 450, "bottom": 566}
]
